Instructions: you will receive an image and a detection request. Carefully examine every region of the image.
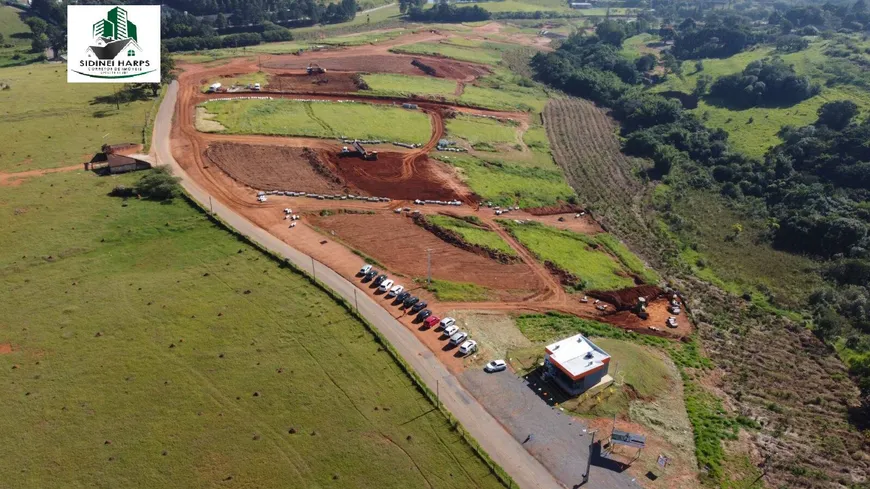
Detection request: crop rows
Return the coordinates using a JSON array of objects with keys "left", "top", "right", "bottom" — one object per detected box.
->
[{"left": 543, "top": 97, "right": 668, "bottom": 265}]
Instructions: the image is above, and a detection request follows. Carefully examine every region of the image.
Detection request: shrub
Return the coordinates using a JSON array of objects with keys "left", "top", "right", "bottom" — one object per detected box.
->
[{"left": 134, "top": 167, "right": 182, "bottom": 201}]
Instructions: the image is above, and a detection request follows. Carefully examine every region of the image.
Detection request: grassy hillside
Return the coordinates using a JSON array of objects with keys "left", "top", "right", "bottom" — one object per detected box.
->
[
  {"left": 428, "top": 214, "right": 517, "bottom": 256},
  {"left": 201, "top": 99, "right": 432, "bottom": 143},
  {"left": 435, "top": 153, "right": 575, "bottom": 208},
  {"left": 445, "top": 114, "right": 519, "bottom": 150},
  {"left": 0, "top": 64, "right": 158, "bottom": 172},
  {"left": 500, "top": 221, "right": 638, "bottom": 291},
  {"left": 0, "top": 170, "right": 506, "bottom": 489},
  {"left": 361, "top": 73, "right": 458, "bottom": 98},
  {"left": 0, "top": 5, "right": 39, "bottom": 67}
]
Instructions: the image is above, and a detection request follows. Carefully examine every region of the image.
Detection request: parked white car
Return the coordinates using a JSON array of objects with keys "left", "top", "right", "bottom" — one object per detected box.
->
[
  {"left": 449, "top": 331, "right": 468, "bottom": 346},
  {"left": 443, "top": 325, "right": 459, "bottom": 337},
  {"left": 360, "top": 264, "right": 373, "bottom": 275},
  {"left": 289, "top": 222, "right": 297, "bottom": 228},
  {"left": 378, "top": 279, "right": 394, "bottom": 293},
  {"left": 257, "top": 195, "right": 267, "bottom": 203},
  {"left": 439, "top": 317, "right": 456, "bottom": 330},
  {"left": 387, "top": 285, "right": 404, "bottom": 298},
  {"left": 459, "top": 340, "right": 477, "bottom": 355},
  {"left": 484, "top": 360, "right": 507, "bottom": 373}
]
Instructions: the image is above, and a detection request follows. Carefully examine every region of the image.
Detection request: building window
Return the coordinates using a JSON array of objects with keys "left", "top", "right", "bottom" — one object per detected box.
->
[{"left": 127, "top": 49, "right": 135, "bottom": 57}]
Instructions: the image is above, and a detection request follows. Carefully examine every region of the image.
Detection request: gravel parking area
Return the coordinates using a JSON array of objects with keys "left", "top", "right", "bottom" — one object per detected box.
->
[{"left": 461, "top": 369, "right": 643, "bottom": 489}]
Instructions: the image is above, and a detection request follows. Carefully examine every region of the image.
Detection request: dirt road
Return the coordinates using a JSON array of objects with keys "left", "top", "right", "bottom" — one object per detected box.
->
[{"left": 155, "top": 81, "right": 570, "bottom": 489}]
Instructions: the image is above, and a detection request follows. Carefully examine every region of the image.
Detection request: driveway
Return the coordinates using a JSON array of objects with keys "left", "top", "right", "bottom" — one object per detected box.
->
[{"left": 461, "top": 369, "right": 643, "bottom": 489}]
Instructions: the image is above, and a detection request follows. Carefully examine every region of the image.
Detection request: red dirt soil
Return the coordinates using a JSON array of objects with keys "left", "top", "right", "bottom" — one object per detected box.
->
[
  {"left": 0, "top": 343, "right": 12, "bottom": 354},
  {"left": 204, "top": 142, "right": 346, "bottom": 194},
  {"left": 268, "top": 72, "right": 360, "bottom": 93},
  {"left": 321, "top": 150, "right": 465, "bottom": 201},
  {"left": 588, "top": 285, "right": 663, "bottom": 311},
  {"left": 308, "top": 212, "right": 543, "bottom": 297},
  {"left": 263, "top": 54, "right": 490, "bottom": 80}
]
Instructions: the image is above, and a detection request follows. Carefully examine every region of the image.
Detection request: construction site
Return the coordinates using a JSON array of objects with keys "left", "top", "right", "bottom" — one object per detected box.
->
[{"left": 160, "top": 25, "right": 699, "bottom": 489}]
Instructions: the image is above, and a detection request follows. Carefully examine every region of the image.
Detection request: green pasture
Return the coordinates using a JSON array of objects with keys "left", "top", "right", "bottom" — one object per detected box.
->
[
  {"left": 0, "top": 64, "right": 157, "bottom": 172},
  {"left": 201, "top": 99, "right": 432, "bottom": 143},
  {"left": 500, "top": 221, "right": 637, "bottom": 291},
  {"left": 428, "top": 214, "right": 517, "bottom": 256},
  {"left": 445, "top": 114, "right": 519, "bottom": 149},
  {"left": 0, "top": 5, "right": 39, "bottom": 67},
  {"left": 391, "top": 42, "right": 503, "bottom": 65},
  {"left": 0, "top": 170, "right": 506, "bottom": 489},
  {"left": 361, "top": 73, "right": 458, "bottom": 98}
]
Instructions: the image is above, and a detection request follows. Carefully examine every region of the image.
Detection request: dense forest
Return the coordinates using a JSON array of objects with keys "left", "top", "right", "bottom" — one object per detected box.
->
[{"left": 532, "top": 7, "right": 870, "bottom": 405}]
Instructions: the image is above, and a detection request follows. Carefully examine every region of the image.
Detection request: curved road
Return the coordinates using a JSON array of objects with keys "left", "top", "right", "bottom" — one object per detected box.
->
[{"left": 154, "top": 81, "right": 564, "bottom": 489}]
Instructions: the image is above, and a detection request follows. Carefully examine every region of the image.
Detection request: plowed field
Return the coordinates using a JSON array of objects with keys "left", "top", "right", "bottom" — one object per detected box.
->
[
  {"left": 263, "top": 54, "right": 490, "bottom": 80},
  {"left": 544, "top": 98, "right": 665, "bottom": 263},
  {"left": 203, "top": 142, "right": 346, "bottom": 193},
  {"left": 309, "top": 212, "right": 542, "bottom": 296}
]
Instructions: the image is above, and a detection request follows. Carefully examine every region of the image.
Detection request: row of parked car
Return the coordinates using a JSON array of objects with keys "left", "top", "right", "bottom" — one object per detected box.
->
[
  {"left": 358, "top": 264, "right": 478, "bottom": 356},
  {"left": 256, "top": 190, "right": 390, "bottom": 203}
]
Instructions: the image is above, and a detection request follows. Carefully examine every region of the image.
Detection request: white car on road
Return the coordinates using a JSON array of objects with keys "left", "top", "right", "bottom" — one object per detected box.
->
[
  {"left": 484, "top": 360, "right": 507, "bottom": 373},
  {"left": 387, "top": 285, "right": 404, "bottom": 298},
  {"left": 459, "top": 340, "right": 477, "bottom": 355}
]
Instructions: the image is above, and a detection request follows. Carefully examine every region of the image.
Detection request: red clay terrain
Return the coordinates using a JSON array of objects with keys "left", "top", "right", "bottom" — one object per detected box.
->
[
  {"left": 268, "top": 72, "right": 361, "bottom": 93},
  {"left": 204, "top": 142, "right": 346, "bottom": 194},
  {"left": 262, "top": 54, "right": 490, "bottom": 80},
  {"left": 170, "top": 36, "right": 693, "bottom": 343}
]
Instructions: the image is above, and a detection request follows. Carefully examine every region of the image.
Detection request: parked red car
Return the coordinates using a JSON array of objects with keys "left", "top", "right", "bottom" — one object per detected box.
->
[{"left": 423, "top": 315, "right": 440, "bottom": 329}]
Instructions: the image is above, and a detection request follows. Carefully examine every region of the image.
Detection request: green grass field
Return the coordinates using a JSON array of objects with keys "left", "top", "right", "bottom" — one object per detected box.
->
[
  {"left": 424, "top": 278, "right": 493, "bottom": 302},
  {"left": 500, "top": 221, "right": 637, "bottom": 291},
  {"left": 0, "top": 64, "right": 158, "bottom": 172},
  {"left": 428, "top": 214, "right": 517, "bottom": 256},
  {"left": 391, "top": 42, "right": 503, "bottom": 65},
  {"left": 460, "top": 79, "right": 549, "bottom": 113},
  {"left": 620, "top": 33, "right": 661, "bottom": 60},
  {"left": 201, "top": 99, "right": 432, "bottom": 143},
  {"left": 435, "top": 153, "right": 575, "bottom": 208},
  {"left": 445, "top": 114, "right": 519, "bottom": 149},
  {"left": 201, "top": 71, "right": 269, "bottom": 92},
  {"left": 648, "top": 40, "right": 870, "bottom": 157},
  {"left": 361, "top": 73, "right": 458, "bottom": 99},
  {"left": 0, "top": 5, "right": 39, "bottom": 67},
  {"left": 318, "top": 29, "right": 406, "bottom": 46},
  {"left": 0, "top": 170, "right": 506, "bottom": 489}
]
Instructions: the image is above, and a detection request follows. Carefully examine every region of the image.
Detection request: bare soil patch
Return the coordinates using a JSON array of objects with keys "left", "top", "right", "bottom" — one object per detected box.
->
[
  {"left": 263, "top": 54, "right": 490, "bottom": 80},
  {"left": 446, "top": 311, "right": 532, "bottom": 362},
  {"left": 0, "top": 343, "right": 12, "bottom": 354},
  {"left": 204, "top": 142, "right": 345, "bottom": 194},
  {"left": 320, "top": 150, "right": 465, "bottom": 201},
  {"left": 308, "top": 212, "right": 542, "bottom": 294},
  {"left": 268, "top": 72, "right": 360, "bottom": 93}
]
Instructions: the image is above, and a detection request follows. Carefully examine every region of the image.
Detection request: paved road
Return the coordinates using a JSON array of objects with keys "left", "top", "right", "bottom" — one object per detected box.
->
[{"left": 154, "top": 81, "right": 564, "bottom": 489}]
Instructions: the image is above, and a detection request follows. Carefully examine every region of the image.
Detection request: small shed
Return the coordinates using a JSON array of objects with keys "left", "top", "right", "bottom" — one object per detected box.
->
[{"left": 87, "top": 152, "right": 151, "bottom": 175}]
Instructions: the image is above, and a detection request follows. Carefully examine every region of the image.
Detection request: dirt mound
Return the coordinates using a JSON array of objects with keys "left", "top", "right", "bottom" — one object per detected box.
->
[
  {"left": 204, "top": 142, "right": 347, "bottom": 194},
  {"left": 268, "top": 72, "right": 360, "bottom": 93},
  {"left": 588, "top": 285, "right": 663, "bottom": 311},
  {"left": 309, "top": 212, "right": 541, "bottom": 293},
  {"left": 263, "top": 54, "right": 489, "bottom": 80},
  {"left": 525, "top": 203, "right": 586, "bottom": 216},
  {"left": 321, "top": 150, "right": 463, "bottom": 201},
  {"left": 413, "top": 214, "right": 520, "bottom": 264}
]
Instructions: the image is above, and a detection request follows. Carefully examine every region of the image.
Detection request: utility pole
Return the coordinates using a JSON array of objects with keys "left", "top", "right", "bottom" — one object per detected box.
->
[
  {"left": 311, "top": 256, "right": 316, "bottom": 281},
  {"left": 436, "top": 379, "right": 439, "bottom": 408},
  {"left": 209, "top": 196, "right": 213, "bottom": 213},
  {"left": 582, "top": 429, "right": 597, "bottom": 486},
  {"left": 354, "top": 287, "right": 358, "bottom": 311}
]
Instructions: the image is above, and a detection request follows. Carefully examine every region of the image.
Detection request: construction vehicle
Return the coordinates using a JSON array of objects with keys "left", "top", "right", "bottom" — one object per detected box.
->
[
  {"left": 340, "top": 140, "right": 378, "bottom": 161},
  {"left": 306, "top": 63, "right": 326, "bottom": 75}
]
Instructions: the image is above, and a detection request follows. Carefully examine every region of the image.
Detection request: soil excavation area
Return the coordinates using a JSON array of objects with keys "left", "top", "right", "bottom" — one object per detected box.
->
[
  {"left": 268, "top": 72, "right": 360, "bottom": 93},
  {"left": 309, "top": 212, "right": 543, "bottom": 298},
  {"left": 263, "top": 54, "right": 490, "bottom": 80}
]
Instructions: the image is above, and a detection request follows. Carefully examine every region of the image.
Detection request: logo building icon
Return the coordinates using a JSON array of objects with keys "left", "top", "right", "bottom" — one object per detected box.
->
[{"left": 88, "top": 7, "right": 141, "bottom": 60}]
